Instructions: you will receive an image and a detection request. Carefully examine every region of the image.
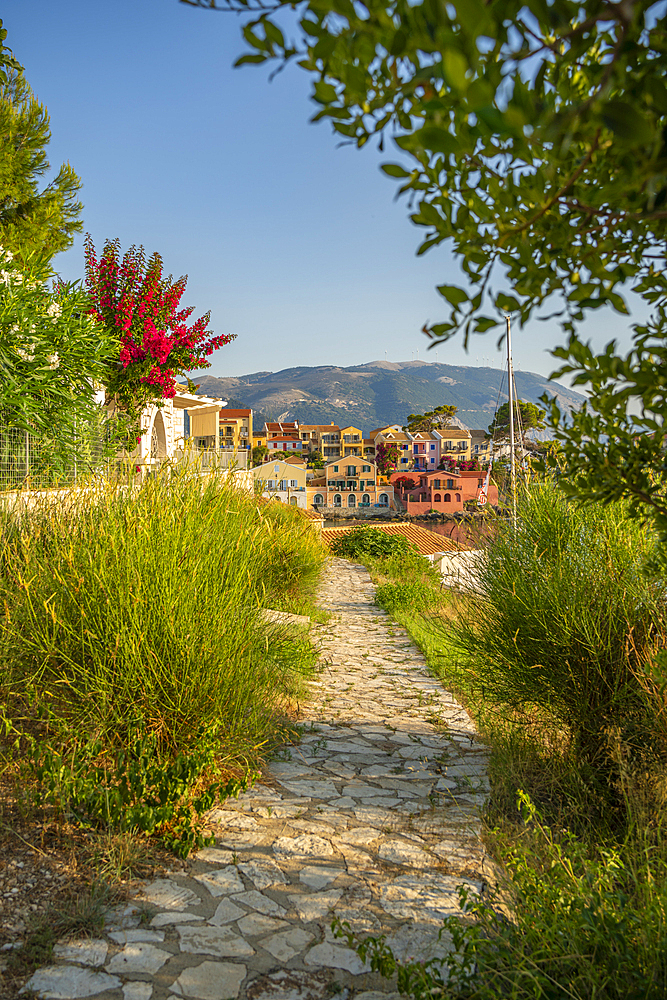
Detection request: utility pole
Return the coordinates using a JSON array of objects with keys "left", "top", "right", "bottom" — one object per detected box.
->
[{"left": 506, "top": 315, "right": 517, "bottom": 530}]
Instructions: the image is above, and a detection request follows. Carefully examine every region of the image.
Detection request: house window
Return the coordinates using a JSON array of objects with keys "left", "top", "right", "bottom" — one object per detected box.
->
[
  {"left": 333, "top": 465, "right": 339, "bottom": 472},
  {"left": 347, "top": 465, "right": 356, "bottom": 476},
  {"left": 378, "top": 493, "right": 389, "bottom": 505},
  {"left": 333, "top": 494, "right": 342, "bottom": 506},
  {"left": 362, "top": 465, "right": 371, "bottom": 472},
  {"left": 290, "top": 480, "right": 297, "bottom": 488},
  {"left": 478, "top": 479, "right": 484, "bottom": 487},
  {"left": 447, "top": 478, "right": 454, "bottom": 489},
  {"left": 455, "top": 493, "right": 461, "bottom": 502},
  {"left": 434, "top": 479, "right": 441, "bottom": 488},
  {"left": 362, "top": 494, "right": 370, "bottom": 505},
  {"left": 430, "top": 444, "right": 436, "bottom": 450},
  {"left": 444, "top": 493, "right": 451, "bottom": 502},
  {"left": 313, "top": 494, "right": 324, "bottom": 505},
  {"left": 348, "top": 494, "right": 356, "bottom": 507},
  {"left": 402, "top": 444, "right": 408, "bottom": 450},
  {"left": 474, "top": 445, "right": 479, "bottom": 453},
  {"left": 434, "top": 493, "right": 441, "bottom": 502}
]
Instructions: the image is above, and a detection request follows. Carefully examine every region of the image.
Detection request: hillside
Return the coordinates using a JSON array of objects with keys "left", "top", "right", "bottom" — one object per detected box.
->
[{"left": 192, "top": 359, "right": 584, "bottom": 432}]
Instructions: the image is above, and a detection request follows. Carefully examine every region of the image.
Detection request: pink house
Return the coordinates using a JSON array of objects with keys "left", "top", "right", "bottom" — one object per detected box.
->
[{"left": 390, "top": 469, "right": 498, "bottom": 513}]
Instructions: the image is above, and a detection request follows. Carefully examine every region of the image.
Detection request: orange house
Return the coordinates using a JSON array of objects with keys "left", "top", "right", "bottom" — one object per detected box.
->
[{"left": 390, "top": 469, "right": 498, "bottom": 513}]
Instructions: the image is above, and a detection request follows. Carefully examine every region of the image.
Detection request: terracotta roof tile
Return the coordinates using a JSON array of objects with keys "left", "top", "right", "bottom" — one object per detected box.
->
[{"left": 321, "top": 521, "right": 463, "bottom": 554}]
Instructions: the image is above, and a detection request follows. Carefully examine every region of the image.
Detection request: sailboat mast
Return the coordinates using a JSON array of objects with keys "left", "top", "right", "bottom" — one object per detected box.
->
[{"left": 506, "top": 314, "right": 517, "bottom": 529}]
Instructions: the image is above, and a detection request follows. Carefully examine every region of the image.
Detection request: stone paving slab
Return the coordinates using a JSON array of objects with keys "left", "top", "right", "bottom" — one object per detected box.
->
[{"left": 22, "top": 558, "right": 487, "bottom": 1000}]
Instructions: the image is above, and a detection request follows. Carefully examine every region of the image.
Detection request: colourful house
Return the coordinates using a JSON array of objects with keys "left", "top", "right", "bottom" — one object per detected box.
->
[
  {"left": 252, "top": 458, "right": 308, "bottom": 508},
  {"left": 390, "top": 469, "right": 497, "bottom": 513},
  {"left": 309, "top": 457, "right": 394, "bottom": 509},
  {"left": 219, "top": 408, "right": 252, "bottom": 455},
  {"left": 340, "top": 426, "right": 364, "bottom": 457},
  {"left": 264, "top": 421, "right": 303, "bottom": 455},
  {"left": 299, "top": 423, "right": 341, "bottom": 459}
]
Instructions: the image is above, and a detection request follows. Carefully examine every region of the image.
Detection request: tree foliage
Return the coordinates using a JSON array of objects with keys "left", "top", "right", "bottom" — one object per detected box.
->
[
  {"left": 183, "top": 0, "right": 667, "bottom": 541},
  {"left": 0, "top": 249, "right": 117, "bottom": 453},
  {"left": 405, "top": 404, "right": 457, "bottom": 433},
  {"left": 252, "top": 443, "right": 268, "bottom": 465},
  {"left": 187, "top": 0, "right": 667, "bottom": 342},
  {"left": 490, "top": 399, "right": 546, "bottom": 440},
  {"left": 545, "top": 325, "right": 667, "bottom": 538},
  {"left": 0, "top": 21, "right": 82, "bottom": 267}
]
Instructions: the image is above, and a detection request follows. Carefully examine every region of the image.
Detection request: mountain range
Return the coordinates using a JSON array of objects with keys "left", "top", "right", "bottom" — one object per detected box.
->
[{"left": 192, "top": 359, "right": 585, "bottom": 433}]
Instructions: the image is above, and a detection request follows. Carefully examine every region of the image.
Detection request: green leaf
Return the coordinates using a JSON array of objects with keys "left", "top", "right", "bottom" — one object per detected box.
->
[
  {"left": 263, "top": 21, "right": 285, "bottom": 48},
  {"left": 414, "top": 126, "right": 459, "bottom": 155},
  {"left": 381, "top": 163, "right": 411, "bottom": 178},
  {"left": 389, "top": 29, "right": 407, "bottom": 56},
  {"left": 437, "top": 284, "right": 469, "bottom": 307},
  {"left": 474, "top": 316, "right": 500, "bottom": 332},
  {"left": 443, "top": 48, "right": 468, "bottom": 92},
  {"left": 601, "top": 101, "right": 653, "bottom": 145},
  {"left": 313, "top": 80, "right": 337, "bottom": 104},
  {"left": 234, "top": 53, "right": 268, "bottom": 66},
  {"left": 417, "top": 201, "right": 442, "bottom": 225},
  {"left": 496, "top": 292, "right": 521, "bottom": 311}
]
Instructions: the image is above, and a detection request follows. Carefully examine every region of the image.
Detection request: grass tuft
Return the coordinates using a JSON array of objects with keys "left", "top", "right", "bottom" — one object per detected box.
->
[{"left": 0, "top": 470, "right": 325, "bottom": 854}]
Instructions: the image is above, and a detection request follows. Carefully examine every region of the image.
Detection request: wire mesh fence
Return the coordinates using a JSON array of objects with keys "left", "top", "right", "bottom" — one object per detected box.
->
[
  {"left": 0, "top": 424, "right": 110, "bottom": 491},
  {"left": 0, "top": 424, "right": 251, "bottom": 493}
]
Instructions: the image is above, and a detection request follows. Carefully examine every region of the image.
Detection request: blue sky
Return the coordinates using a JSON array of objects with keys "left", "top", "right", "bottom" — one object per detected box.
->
[{"left": 5, "top": 0, "right": 639, "bottom": 380}]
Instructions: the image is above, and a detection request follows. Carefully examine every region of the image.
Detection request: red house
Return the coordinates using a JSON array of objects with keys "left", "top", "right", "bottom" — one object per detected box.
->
[{"left": 390, "top": 470, "right": 498, "bottom": 514}]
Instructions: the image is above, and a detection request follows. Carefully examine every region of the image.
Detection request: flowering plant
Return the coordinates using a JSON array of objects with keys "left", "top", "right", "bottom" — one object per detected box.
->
[
  {"left": 84, "top": 236, "right": 235, "bottom": 417},
  {"left": 0, "top": 247, "right": 116, "bottom": 442},
  {"left": 375, "top": 442, "right": 400, "bottom": 476}
]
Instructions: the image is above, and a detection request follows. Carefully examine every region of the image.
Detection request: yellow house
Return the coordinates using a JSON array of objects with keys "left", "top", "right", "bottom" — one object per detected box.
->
[
  {"left": 219, "top": 408, "right": 253, "bottom": 455},
  {"left": 299, "top": 423, "right": 341, "bottom": 459},
  {"left": 438, "top": 428, "right": 471, "bottom": 459},
  {"left": 340, "top": 425, "right": 363, "bottom": 457},
  {"left": 252, "top": 458, "right": 308, "bottom": 508}
]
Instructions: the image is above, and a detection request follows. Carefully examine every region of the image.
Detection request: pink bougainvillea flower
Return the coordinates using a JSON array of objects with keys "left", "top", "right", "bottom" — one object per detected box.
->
[{"left": 84, "top": 235, "right": 236, "bottom": 416}]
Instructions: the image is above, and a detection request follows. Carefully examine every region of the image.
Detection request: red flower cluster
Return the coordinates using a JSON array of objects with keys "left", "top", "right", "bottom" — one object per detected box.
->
[
  {"left": 84, "top": 236, "right": 235, "bottom": 411},
  {"left": 438, "top": 457, "right": 481, "bottom": 472}
]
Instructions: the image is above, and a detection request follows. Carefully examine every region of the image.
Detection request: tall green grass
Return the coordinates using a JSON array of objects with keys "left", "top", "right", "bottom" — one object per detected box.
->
[
  {"left": 342, "top": 486, "right": 667, "bottom": 999},
  {"left": 0, "top": 472, "right": 324, "bottom": 851},
  {"left": 450, "top": 481, "right": 667, "bottom": 822}
]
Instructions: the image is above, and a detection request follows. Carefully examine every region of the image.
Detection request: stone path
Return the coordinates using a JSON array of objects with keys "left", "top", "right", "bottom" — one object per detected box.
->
[{"left": 22, "top": 558, "right": 488, "bottom": 1000}]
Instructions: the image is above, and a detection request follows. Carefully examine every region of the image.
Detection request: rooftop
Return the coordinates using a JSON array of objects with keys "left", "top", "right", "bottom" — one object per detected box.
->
[{"left": 321, "top": 521, "right": 463, "bottom": 555}]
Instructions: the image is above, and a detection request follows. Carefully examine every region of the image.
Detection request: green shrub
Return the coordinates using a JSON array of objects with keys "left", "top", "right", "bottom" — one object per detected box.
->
[
  {"left": 0, "top": 471, "right": 324, "bottom": 853},
  {"left": 331, "top": 527, "right": 413, "bottom": 559}
]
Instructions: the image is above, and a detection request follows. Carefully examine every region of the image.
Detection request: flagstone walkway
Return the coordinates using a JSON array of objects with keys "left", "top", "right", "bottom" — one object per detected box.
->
[{"left": 23, "top": 558, "right": 489, "bottom": 1000}]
